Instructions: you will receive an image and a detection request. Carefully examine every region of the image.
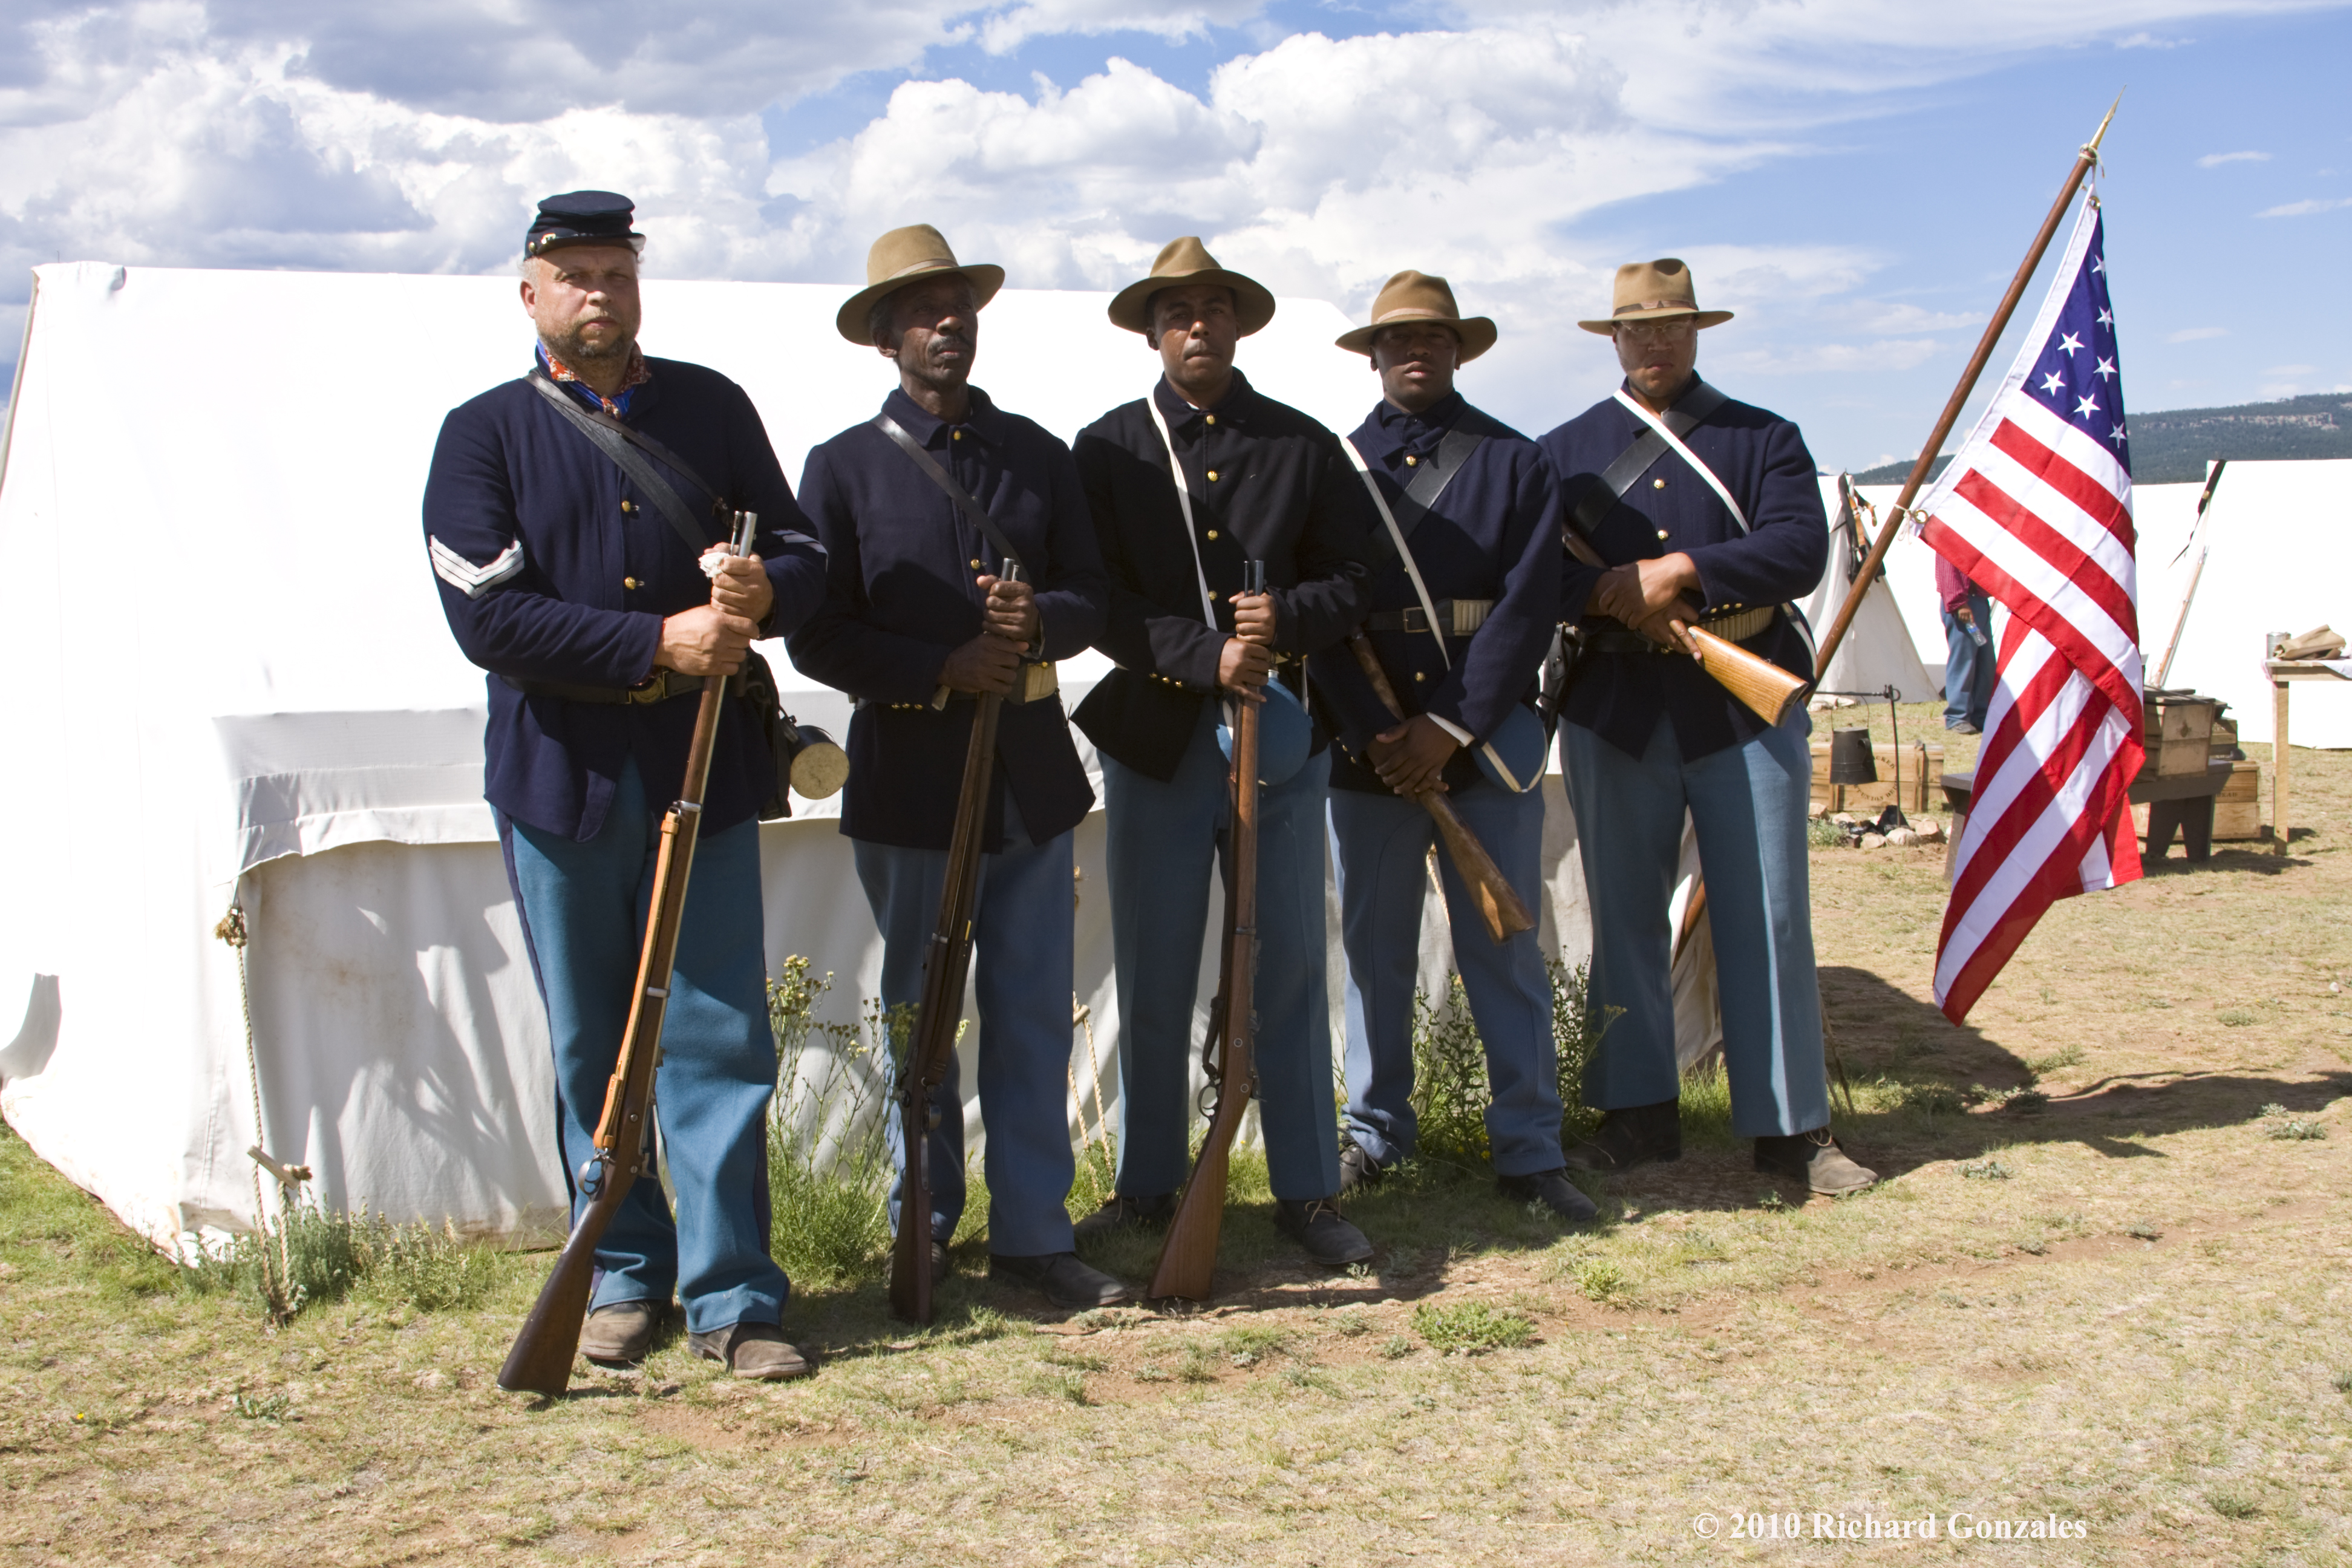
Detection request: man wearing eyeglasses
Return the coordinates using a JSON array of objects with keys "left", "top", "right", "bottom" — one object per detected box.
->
[{"left": 1541, "top": 258, "right": 1873, "bottom": 1197}]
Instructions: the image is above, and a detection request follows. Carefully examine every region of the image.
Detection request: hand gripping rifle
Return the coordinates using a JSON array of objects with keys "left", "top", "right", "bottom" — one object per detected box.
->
[
  {"left": 889, "top": 562, "right": 1024, "bottom": 1324},
  {"left": 1344, "top": 633, "right": 1536, "bottom": 944},
  {"left": 1561, "top": 532, "right": 1808, "bottom": 728},
  {"left": 1148, "top": 560, "right": 1268, "bottom": 1303},
  {"left": 499, "top": 509, "right": 761, "bottom": 1397}
]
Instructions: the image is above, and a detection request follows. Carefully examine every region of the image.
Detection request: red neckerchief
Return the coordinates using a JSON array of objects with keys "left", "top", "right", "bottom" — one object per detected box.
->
[{"left": 541, "top": 343, "right": 651, "bottom": 417}]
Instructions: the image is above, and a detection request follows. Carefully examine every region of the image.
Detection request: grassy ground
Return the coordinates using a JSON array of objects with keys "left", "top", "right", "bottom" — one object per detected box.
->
[{"left": 5, "top": 733, "right": 2351, "bottom": 1565}]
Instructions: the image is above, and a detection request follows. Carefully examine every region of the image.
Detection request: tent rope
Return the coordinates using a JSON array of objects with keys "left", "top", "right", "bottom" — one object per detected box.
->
[{"left": 214, "top": 898, "right": 295, "bottom": 1324}]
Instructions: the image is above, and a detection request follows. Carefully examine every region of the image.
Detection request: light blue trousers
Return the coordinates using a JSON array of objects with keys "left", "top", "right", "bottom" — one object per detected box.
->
[
  {"left": 854, "top": 796, "right": 1078, "bottom": 1259},
  {"left": 1944, "top": 593, "right": 1994, "bottom": 730},
  {"left": 1330, "top": 705, "right": 1563, "bottom": 1175},
  {"left": 1559, "top": 712, "right": 1831, "bottom": 1139},
  {"left": 501, "top": 759, "right": 787, "bottom": 1334},
  {"left": 1102, "top": 688, "right": 1342, "bottom": 1203}
]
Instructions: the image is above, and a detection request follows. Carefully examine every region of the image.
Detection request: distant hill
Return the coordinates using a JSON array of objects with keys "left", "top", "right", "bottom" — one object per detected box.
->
[{"left": 1851, "top": 391, "right": 2352, "bottom": 487}]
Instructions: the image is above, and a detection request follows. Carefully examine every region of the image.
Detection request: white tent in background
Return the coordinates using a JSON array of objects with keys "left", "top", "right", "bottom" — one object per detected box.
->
[
  {"left": 1798, "top": 475, "right": 1936, "bottom": 704},
  {"left": 2134, "top": 459, "right": 2352, "bottom": 746},
  {"left": 0, "top": 261, "right": 1656, "bottom": 1250}
]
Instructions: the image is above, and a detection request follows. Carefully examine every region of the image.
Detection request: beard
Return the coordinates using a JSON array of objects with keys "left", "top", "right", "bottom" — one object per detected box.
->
[{"left": 546, "top": 319, "right": 633, "bottom": 368}]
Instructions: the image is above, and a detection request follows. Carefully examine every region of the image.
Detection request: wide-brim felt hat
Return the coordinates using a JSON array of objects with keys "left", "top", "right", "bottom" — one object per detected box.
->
[
  {"left": 836, "top": 224, "right": 1006, "bottom": 345},
  {"left": 1335, "top": 270, "right": 1497, "bottom": 362},
  {"left": 1577, "top": 257, "right": 1733, "bottom": 335},
  {"left": 1107, "top": 236, "right": 1277, "bottom": 337}
]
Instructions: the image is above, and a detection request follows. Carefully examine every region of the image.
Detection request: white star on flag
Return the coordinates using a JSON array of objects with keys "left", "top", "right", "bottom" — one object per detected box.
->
[
  {"left": 2096, "top": 357, "right": 2117, "bottom": 380},
  {"left": 2109, "top": 423, "right": 2128, "bottom": 446},
  {"left": 2041, "top": 370, "right": 2066, "bottom": 394},
  {"left": 2097, "top": 308, "right": 2114, "bottom": 327},
  {"left": 2076, "top": 393, "right": 2100, "bottom": 417},
  {"left": 2058, "top": 332, "right": 2083, "bottom": 356}
]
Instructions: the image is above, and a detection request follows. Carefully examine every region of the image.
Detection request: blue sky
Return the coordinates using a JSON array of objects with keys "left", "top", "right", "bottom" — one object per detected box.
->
[{"left": 2, "top": 1, "right": 2346, "bottom": 470}]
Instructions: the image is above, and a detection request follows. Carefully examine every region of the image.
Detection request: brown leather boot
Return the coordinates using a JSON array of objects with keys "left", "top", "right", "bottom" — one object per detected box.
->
[
  {"left": 687, "top": 1321, "right": 813, "bottom": 1381},
  {"left": 1754, "top": 1128, "right": 1877, "bottom": 1194},
  {"left": 579, "top": 1300, "right": 661, "bottom": 1365},
  {"left": 1561, "top": 1099, "right": 1682, "bottom": 1174}
]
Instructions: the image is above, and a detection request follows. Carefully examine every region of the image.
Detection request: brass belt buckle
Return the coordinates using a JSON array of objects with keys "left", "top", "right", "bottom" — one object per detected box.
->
[{"left": 624, "top": 673, "right": 667, "bottom": 704}]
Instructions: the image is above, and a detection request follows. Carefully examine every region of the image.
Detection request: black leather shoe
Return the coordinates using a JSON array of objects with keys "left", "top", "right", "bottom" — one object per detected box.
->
[
  {"left": 1755, "top": 1128, "right": 1877, "bottom": 1194},
  {"left": 990, "top": 1252, "right": 1131, "bottom": 1308},
  {"left": 1339, "top": 1140, "right": 1388, "bottom": 1195},
  {"left": 1561, "top": 1099, "right": 1682, "bottom": 1174},
  {"left": 687, "top": 1321, "right": 812, "bottom": 1381},
  {"left": 579, "top": 1299, "right": 660, "bottom": 1365},
  {"left": 931, "top": 1240, "right": 950, "bottom": 1284},
  {"left": 1274, "top": 1197, "right": 1374, "bottom": 1267},
  {"left": 1498, "top": 1167, "right": 1599, "bottom": 1222},
  {"left": 1073, "top": 1192, "right": 1177, "bottom": 1244}
]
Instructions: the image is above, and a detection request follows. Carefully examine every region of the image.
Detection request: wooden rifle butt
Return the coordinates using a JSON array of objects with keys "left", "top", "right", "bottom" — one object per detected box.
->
[
  {"left": 497, "top": 1186, "right": 619, "bottom": 1396},
  {"left": 1687, "top": 625, "right": 1808, "bottom": 727},
  {"left": 1146, "top": 1116, "right": 1237, "bottom": 1302},
  {"left": 887, "top": 1120, "right": 931, "bottom": 1324}
]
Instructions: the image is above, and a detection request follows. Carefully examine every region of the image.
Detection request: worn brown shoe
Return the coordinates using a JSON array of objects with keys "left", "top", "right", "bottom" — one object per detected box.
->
[
  {"left": 990, "top": 1252, "right": 1130, "bottom": 1308},
  {"left": 1498, "top": 1167, "right": 1599, "bottom": 1222},
  {"left": 1561, "top": 1099, "right": 1682, "bottom": 1174},
  {"left": 579, "top": 1300, "right": 660, "bottom": 1365},
  {"left": 1754, "top": 1128, "right": 1877, "bottom": 1194},
  {"left": 1338, "top": 1140, "right": 1388, "bottom": 1195},
  {"left": 1073, "top": 1192, "right": 1177, "bottom": 1244},
  {"left": 687, "top": 1321, "right": 814, "bottom": 1382}
]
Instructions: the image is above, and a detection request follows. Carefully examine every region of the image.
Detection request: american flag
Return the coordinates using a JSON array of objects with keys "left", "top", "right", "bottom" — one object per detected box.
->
[{"left": 1915, "top": 194, "right": 2143, "bottom": 1024}]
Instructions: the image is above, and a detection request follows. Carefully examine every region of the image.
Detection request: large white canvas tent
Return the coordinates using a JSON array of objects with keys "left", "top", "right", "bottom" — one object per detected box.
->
[
  {"left": 1799, "top": 475, "right": 1936, "bottom": 704},
  {"left": 0, "top": 261, "right": 1643, "bottom": 1249}
]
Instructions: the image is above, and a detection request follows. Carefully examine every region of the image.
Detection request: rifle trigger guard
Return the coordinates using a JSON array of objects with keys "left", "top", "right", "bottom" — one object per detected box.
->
[{"left": 576, "top": 1156, "right": 607, "bottom": 1198}]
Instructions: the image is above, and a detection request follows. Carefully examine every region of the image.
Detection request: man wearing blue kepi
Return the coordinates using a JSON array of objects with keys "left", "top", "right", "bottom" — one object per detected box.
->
[
  {"left": 424, "top": 192, "right": 831, "bottom": 1378},
  {"left": 788, "top": 225, "right": 1123, "bottom": 1310},
  {"left": 1070, "top": 237, "right": 1378, "bottom": 1266},
  {"left": 1542, "top": 258, "right": 1874, "bottom": 1195},
  {"left": 1310, "top": 271, "right": 1593, "bottom": 1223}
]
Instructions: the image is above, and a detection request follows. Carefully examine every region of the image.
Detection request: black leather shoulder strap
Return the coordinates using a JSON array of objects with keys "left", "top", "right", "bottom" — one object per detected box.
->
[
  {"left": 527, "top": 369, "right": 721, "bottom": 555},
  {"left": 873, "top": 414, "right": 1031, "bottom": 580},
  {"left": 1564, "top": 380, "right": 1730, "bottom": 546}
]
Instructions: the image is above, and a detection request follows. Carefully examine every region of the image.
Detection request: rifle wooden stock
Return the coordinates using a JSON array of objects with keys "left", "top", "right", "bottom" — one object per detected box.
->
[
  {"left": 1686, "top": 625, "right": 1809, "bottom": 728},
  {"left": 1344, "top": 633, "right": 1535, "bottom": 944},
  {"left": 889, "top": 569, "right": 1022, "bottom": 1324},
  {"left": 1147, "top": 687, "right": 1259, "bottom": 1303},
  {"left": 499, "top": 511, "right": 757, "bottom": 1398}
]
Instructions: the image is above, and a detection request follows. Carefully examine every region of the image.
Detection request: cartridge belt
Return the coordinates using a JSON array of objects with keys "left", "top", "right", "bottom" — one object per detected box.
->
[
  {"left": 1363, "top": 598, "right": 1494, "bottom": 636},
  {"left": 1580, "top": 604, "right": 1777, "bottom": 656},
  {"left": 504, "top": 671, "right": 711, "bottom": 705}
]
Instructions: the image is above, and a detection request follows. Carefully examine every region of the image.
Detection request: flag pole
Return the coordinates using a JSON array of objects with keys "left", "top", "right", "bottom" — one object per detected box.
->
[{"left": 1812, "top": 93, "right": 2123, "bottom": 678}]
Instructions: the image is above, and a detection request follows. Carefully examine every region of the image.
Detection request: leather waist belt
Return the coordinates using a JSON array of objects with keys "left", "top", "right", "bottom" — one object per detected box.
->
[
  {"left": 505, "top": 671, "right": 710, "bottom": 705},
  {"left": 1364, "top": 598, "right": 1494, "bottom": 636},
  {"left": 857, "top": 661, "right": 1060, "bottom": 712},
  {"left": 1581, "top": 604, "right": 1777, "bottom": 656}
]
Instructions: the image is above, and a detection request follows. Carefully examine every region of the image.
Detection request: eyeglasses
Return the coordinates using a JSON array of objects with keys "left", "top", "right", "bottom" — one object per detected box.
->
[{"left": 1616, "top": 318, "right": 1697, "bottom": 341}]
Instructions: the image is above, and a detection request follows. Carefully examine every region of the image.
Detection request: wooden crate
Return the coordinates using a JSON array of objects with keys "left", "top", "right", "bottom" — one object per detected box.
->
[
  {"left": 1809, "top": 742, "right": 1939, "bottom": 814},
  {"left": 2144, "top": 694, "right": 2220, "bottom": 777}
]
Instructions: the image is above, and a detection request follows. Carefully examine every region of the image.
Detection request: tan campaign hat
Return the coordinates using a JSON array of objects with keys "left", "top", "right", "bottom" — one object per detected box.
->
[
  {"left": 835, "top": 224, "right": 1006, "bottom": 345},
  {"left": 1577, "top": 258, "right": 1734, "bottom": 335},
  {"left": 1334, "top": 270, "right": 1497, "bottom": 362},
  {"left": 1107, "top": 236, "right": 1278, "bottom": 337}
]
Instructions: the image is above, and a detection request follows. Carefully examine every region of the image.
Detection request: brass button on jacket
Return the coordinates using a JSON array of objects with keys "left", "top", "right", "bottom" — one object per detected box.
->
[
  {"left": 623, "top": 576, "right": 640, "bottom": 590},
  {"left": 620, "top": 498, "right": 637, "bottom": 514}
]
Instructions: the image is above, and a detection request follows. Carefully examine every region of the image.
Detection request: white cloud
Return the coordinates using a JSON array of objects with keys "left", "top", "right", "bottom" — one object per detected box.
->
[
  {"left": 2167, "top": 326, "right": 2228, "bottom": 342},
  {"left": 2115, "top": 30, "right": 2190, "bottom": 47},
  {"left": 2259, "top": 196, "right": 2352, "bottom": 217},
  {"left": 2197, "top": 149, "right": 2270, "bottom": 167}
]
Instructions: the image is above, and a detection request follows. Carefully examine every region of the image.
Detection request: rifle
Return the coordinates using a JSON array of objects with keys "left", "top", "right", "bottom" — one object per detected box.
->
[
  {"left": 1344, "top": 633, "right": 1536, "bottom": 944},
  {"left": 889, "top": 563, "right": 1023, "bottom": 1324},
  {"left": 1147, "top": 560, "right": 1267, "bottom": 1303},
  {"left": 1562, "top": 532, "right": 1808, "bottom": 728},
  {"left": 499, "top": 509, "right": 761, "bottom": 1397}
]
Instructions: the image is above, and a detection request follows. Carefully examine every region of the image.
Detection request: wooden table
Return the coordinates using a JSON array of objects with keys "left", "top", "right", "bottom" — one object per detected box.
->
[
  {"left": 1940, "top": 760, "right": 2236, "bottom": 863},
  {"left": 2265, "top": 658, "right": 2351, "bottom": 857}
]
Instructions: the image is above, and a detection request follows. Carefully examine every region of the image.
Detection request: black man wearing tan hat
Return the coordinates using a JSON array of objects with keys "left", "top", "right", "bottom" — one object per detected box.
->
[
  {"left": 1309, "top": 270, "right": 1592, "bottom": 1223},
  {"left": 1540, "top": 258, "right": 1873, "bottom": 1195},
  {"left": 788, "top": 224, "right": 1122, "bottom": 1309},
  {"left": 1069, "top": 237, "right": 1379, "bottom": 1267}
]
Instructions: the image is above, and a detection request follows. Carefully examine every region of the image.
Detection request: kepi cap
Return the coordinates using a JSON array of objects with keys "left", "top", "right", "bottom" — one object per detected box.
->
[
  {"left": 526, "top": 191, "right": 644, "bottom": 258},
  {"left": 1578, "top": 258, "right": 1733, "bottom": 335},
  {"left": 837, "top": 224, "right": 1005, "bottom": 345},
  {"left": 1335, "top": 270, "right": 1497, "bottom": 362}
]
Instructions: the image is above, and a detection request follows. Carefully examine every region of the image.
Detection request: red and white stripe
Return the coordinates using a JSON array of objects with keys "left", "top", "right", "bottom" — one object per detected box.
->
[{"left": 1916, "top": 236, "right": 2143, "bottom": 1024}]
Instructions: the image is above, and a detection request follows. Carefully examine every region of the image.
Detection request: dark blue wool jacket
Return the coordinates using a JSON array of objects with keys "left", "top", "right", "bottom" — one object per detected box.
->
[
  {"left": 1540, "top": 377, "right": 1826, "bottom": 762},
  {"left": 1312, "top": 392, "right": 1561, "bottom": 796},
  {"left": 788, "top": 385, "right": 1108, "bottom": 854},
  {"left": 423, "top": 354, "right": 829, "bottom": 840},
  {"left": 1071, "top": 371, "right": 1377, "bottom": 780}
]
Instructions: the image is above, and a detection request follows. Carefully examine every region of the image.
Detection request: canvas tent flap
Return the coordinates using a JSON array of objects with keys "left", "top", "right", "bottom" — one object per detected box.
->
[{"left": 1800, "top": 475, "right": 1936, "bottom": 702}]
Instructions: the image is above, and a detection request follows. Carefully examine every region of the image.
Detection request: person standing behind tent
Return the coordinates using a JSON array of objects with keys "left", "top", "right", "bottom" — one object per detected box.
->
[
  {"left": 1068, "top": 238, "right": 1380, "bottom": 1266},
  {"left": 1542, "top": 258, "right": 1873, "bottom": 1196},
  {"left": 1308, "top": 271, "right": 1593, "bottom": 1223},
  {"left": 1936, "top": 552, "right": 1994, "bottom": 734},
  {"left": 423, "top": 192, "right": 829, "bottom": 1379},
  {"left": 786, "top": 226, "right": 1123, "bottom": 1311}
]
